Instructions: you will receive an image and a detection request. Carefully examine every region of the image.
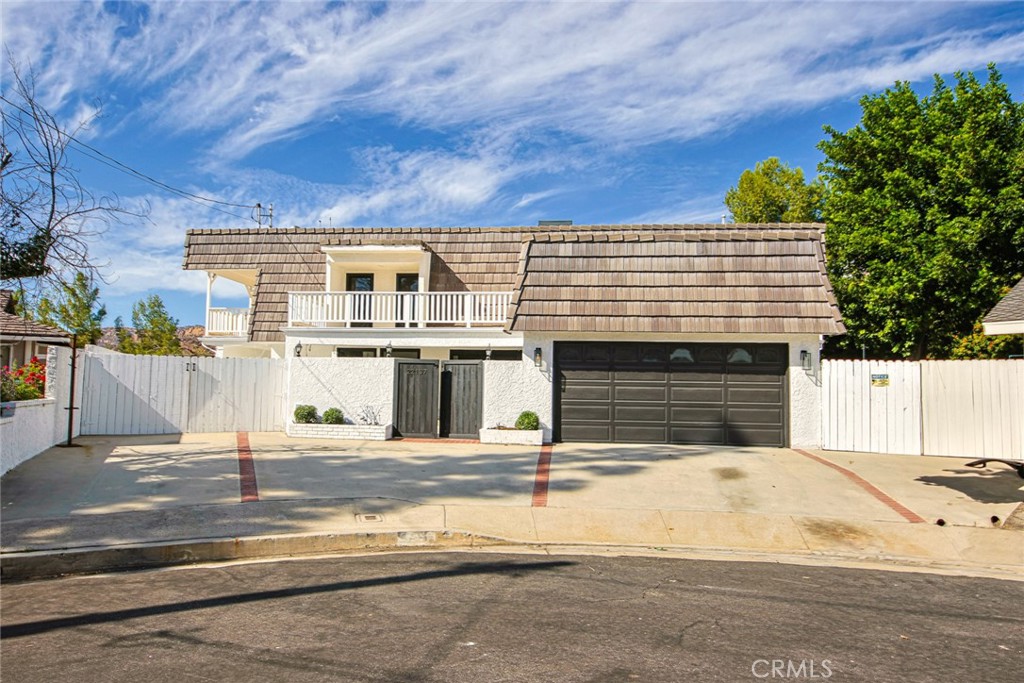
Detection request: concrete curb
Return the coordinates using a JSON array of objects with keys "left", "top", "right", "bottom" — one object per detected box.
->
[
  {"left": 0, "top": 530, "right": 508, "bottom": 582},
  {"left": 4, "top": 525, "right": 1021, "bottom": 583}
]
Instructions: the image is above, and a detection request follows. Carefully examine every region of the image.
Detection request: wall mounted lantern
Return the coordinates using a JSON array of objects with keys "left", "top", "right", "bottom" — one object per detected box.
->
[
  {"left": 485, "top": 344, "right": 492, "bottom": 361},
  {"left": 293, "top": 342, "right": 302, "bottom": 357},
  {"left": 800, "top": 349, "right": 812, "bottom": 372},
  {"left": 385, "top": 342, "right": 393, "bottom": 358},
  {"left": 533, "top": 347, "right": 543, "bottom": 367}
]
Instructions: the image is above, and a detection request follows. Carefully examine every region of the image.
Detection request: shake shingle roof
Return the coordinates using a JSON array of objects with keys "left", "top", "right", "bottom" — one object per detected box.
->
[
  {"left": 505, "top": 231, "right": 845, "bottom": 334},
  {"left": 182, "top": 224, "right": 844, "bottom": 341},
  {"left": 0, "top": 290, "right": 70, "bottom": 342},
  {"left": 983, "top": 277, "right": 1024, "bottom": 324}
]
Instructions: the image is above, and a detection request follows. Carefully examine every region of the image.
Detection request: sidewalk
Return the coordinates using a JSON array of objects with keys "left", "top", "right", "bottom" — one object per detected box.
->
[{"left": 2, "top": 434, "right": 1021, "bottom": 580}]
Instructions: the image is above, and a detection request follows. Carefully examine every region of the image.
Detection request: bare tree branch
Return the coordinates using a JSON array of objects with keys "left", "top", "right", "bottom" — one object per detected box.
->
[{"left": 1, "top": 58, "right": 146, "bottom": 299}]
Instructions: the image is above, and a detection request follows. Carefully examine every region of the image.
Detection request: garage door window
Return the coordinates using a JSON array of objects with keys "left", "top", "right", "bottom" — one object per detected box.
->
[
  {"left": 669, "top": 346, "right": 695, "bottom": 363},
  {"left": 697, "top": 346, "right": 724, "bottom": 363},
  {"left": 727, "top": 347, "right": 753, "bottom": 364},
  {"left": 640, "top": 345, "right": 667, "bottom": 363}
]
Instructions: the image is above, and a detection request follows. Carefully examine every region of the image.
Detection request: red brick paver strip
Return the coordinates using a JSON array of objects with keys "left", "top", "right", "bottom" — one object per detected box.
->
[
  {"left": 792, "top": 448, "right": 925, "bottom": 523},
  {"left": 236, "top": 432, "right": 260, "bottom": 503},
  {"left": 532, "top": 444, "right": 553, "bottom": 507}
]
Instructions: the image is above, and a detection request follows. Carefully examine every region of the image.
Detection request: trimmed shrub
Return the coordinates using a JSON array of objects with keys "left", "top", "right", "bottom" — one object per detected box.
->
[
  {"left": 322, "top": 408, "right": 344, "bottom": 425},
  {"left": 515, "top": 410, "right": 540, "bottom": 431},
  {"left": 294, "top": 404, "right": 319, "bottom": 424}
]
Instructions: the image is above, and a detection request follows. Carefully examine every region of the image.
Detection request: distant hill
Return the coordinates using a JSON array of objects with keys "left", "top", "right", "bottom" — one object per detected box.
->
[{"left": 96, "top": 325, "right": 214, "bottom": 357}]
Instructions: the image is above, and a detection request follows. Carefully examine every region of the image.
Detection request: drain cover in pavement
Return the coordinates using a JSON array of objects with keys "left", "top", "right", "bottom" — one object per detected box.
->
[{"left": 356, "top": 513, "right": 384, "bottom": 523}]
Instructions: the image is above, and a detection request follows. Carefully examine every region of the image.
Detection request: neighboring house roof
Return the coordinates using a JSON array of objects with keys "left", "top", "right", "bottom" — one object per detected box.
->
[
  {"left": 0, "top": 289, "right": 70, "bottom": 345},
  {"left": 182, "top": 224, "right": 844, "bottom": 341},
  {"left": 982, "top": 277, "right": 1024, "bottom": 335}
]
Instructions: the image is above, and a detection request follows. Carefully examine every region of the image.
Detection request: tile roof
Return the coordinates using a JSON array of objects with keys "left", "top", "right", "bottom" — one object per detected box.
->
[
  {"left": 182, "top": 224, "right": 843, "bottom": 341},
  {"left": 983, "top": 277, "right": 1024, "bottom": 324}
]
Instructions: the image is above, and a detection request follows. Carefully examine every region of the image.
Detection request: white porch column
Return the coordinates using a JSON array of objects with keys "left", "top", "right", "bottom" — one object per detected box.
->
[{"left": 205, "top": 273, "right": 217, "bottom": 331}]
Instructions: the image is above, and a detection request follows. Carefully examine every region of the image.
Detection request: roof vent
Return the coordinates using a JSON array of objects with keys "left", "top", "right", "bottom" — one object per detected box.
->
[{"left": 538, "top": 220, "right": 572, "bottom": 226}]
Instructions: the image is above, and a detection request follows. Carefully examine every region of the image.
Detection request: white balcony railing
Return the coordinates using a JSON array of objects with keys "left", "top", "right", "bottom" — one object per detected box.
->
[
  {"left": 288, "top": 291, "right": 512, "bottom": 328},
  {"left": 206, "top": 307, "right": 250, "bottom": 336}
]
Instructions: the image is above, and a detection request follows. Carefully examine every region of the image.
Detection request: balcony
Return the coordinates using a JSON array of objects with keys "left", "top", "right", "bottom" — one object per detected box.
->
[
  {"left": 288, "top": 291, "right": 512, "bottom": 328},
  {"left": 206, "top": 307, "right": 251, "bottom": 337}
]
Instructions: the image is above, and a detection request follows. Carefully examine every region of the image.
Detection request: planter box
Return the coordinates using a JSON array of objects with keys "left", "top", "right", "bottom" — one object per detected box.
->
[
  {"left": 287, "top": 422, "right": 393, "bottom": 441},
  {"left": 480, "top": 428, "right": 544, "bottom": 446}
]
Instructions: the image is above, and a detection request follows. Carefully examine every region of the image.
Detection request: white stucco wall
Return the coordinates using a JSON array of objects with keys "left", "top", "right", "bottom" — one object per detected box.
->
[
  {"left": 1, "top": 399, "right": 57, "bottom": 476},
  {"left": 787, "top": 340, "right": 822, "bottom": 448},
  {"left": 2, "top": 346, "right": 87, "bottom": 476},
  {"left": 287, "top": 357, "right": 395, "bottom": 426},
  {"left": 482, "top": 348, "right": 553, "bottom": 441},
  {"left": 222, "top": 343, "right": 277, "bottom": 359}
]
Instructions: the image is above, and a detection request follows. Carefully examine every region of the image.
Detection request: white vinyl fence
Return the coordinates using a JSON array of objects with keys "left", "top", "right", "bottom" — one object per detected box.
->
[
  {"left": 80, "top": 349, "right": 285, "bottom": 435},
  {"left": 822, "top": 359, "right": 1024, "bottom": 458}
]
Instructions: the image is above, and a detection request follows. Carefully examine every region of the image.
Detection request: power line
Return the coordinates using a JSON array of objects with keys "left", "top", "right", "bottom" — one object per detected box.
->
[{"left": 0, "top": 94, "right": 259, "bottom": 221}]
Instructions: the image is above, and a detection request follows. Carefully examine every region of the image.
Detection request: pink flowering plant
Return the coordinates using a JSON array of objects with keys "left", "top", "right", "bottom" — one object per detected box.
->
[{"left": 1, "top": 356, "right": 47, "bottom": 401}]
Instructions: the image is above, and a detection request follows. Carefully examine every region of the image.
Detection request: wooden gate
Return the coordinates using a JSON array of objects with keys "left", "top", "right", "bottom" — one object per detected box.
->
[
  {"left": 79, "top": 351, "right": 285, "bottom": 435},
  {"left": 440, "top": 361, "right": 482, "bottom": 439},
  {"left": 394, "top": 360, "right": 439, "bottom": 438}
]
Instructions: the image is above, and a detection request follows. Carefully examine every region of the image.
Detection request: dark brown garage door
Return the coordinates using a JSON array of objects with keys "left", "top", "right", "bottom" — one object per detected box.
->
[{"left": 555, "top": 342, "right": 788, "bottom": 446}]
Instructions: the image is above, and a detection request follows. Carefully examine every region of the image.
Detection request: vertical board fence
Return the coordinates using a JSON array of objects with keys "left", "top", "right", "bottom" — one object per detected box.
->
[
  {"left": 822, "top": 359, "right": 1023, "bottom": 458},
  {"left": 80, "top": 350, "right": 285, "bottom": 435},
  {"left": 920, "top": 361, "right": 1024, "bottom": 459}
]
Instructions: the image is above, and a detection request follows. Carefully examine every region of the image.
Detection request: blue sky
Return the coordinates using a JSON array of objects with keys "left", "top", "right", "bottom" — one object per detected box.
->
[{"left": 3, "top": 0, "right": 1023, "bottom": 326}]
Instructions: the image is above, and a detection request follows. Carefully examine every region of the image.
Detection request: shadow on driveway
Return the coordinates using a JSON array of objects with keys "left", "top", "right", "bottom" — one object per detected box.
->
[{"left": 916, "top": 469, "right": 1024, "bottom": 504}]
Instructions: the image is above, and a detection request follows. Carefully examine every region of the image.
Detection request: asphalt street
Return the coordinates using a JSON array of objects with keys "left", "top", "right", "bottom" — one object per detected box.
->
[{"left": 1, "top": 552, "right": 1021, "bottom": 682}]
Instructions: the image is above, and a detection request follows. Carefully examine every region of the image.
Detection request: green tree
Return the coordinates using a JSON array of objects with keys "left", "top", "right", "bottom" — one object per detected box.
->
[
  {"left": 116, "top": 295, "right": 181, "bottom": 355},
  {"left": 35, "top": 272, "right": 106, "bottom": 345},
  {"left": 819, "top": 65, "right": 1024, "bottom": 359},
  {"left": 724, "top": 157, "right": 823, "bottom": 223}
]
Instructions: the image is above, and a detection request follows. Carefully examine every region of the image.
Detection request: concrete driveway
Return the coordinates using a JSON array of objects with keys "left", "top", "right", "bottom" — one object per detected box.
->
[
  {"left": 3, "top": 434, "right": 1019, "bottom": 528},
  {"left": 2, "top": 434, "right": 1021, "bottom": 579},
  {"left": 546, "top": 443, "right": 1024, "bottom": 527}
]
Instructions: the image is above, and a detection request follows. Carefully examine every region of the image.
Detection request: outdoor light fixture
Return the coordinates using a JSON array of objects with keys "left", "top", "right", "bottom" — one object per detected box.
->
[
  {"left": 385, "top": 342, "right": 393, "bottom": 358},
  {"left": 485, "top": 344, "right": 492, "bottom": 360},
  {"left": 294, "top": 342, "right": 302, "bottom": 357},
  {"left": 533, "top": 347, "right": 543, "bottom": 367},
  {"left": 800, "top": 349, "right": 812, "bottom": 372}
]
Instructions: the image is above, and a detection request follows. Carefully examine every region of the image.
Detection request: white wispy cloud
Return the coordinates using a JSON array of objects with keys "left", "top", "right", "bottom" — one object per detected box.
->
[
  {"left": 6, "top": 1, "right": 1021, "bottom": 160},
  {"left": 4, "top": 0, "right": 1023, "bottom": 304}
]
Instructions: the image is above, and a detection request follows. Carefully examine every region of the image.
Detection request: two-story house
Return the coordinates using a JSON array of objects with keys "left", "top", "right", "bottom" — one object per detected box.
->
[{"left": 183, "top": 223, "right": 844, "bottom": 446}]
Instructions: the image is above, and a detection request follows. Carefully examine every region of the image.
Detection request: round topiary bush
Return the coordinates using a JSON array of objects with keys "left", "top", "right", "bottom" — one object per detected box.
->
[
  {"left": 515, "top": 410, "right": 540, "bottom": 431},
  {"left": 294, "top": 404, "right": 318, "bottom": 424},
  {"left": 322, "top": 408, "right": 344, "bottom": 425}
]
